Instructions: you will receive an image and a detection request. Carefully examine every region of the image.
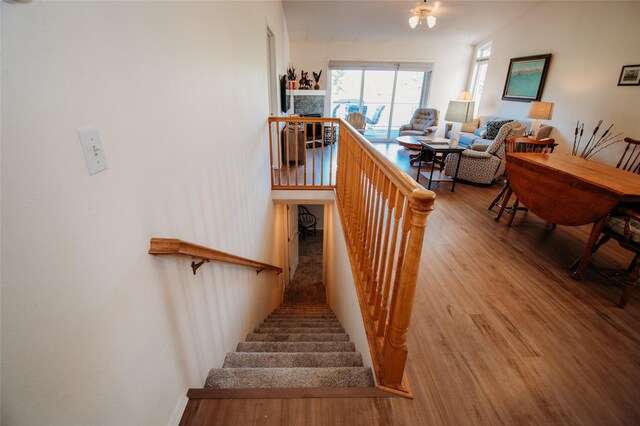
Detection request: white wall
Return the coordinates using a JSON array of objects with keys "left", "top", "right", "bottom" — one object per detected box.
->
[
  {"left": 290, "top": 39, "right": 473, "bottom": 135},
  {"left": 1, "top": 2, "right": 289, "bottom": 425},
  {"left": 324, "top": 203, "right": 374, "bottom": 376},
  {"left": 478, "top": 1, "right": 640, "bottom": 166}
]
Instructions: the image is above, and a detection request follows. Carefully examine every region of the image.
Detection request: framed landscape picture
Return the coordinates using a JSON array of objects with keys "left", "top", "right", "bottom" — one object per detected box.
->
[
  {"left": 617, "top": 65, "right": 640, "bottom": 86},
  {"left": 502, "top": 54, "right": 552, "bottom": 102}
]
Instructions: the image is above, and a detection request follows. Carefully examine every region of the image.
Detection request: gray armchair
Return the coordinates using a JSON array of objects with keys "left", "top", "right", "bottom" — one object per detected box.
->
[
  {"left": 443, "top": 121, "right": 524, "bottom": 185},
  {"left": 399, "top": 108, "right": 439, "bottom": 136}
]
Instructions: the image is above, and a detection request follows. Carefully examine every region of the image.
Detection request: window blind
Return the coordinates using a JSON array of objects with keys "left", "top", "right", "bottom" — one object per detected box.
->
[{"left": 328, "top": 60, "right": 433, "bottom": 72}]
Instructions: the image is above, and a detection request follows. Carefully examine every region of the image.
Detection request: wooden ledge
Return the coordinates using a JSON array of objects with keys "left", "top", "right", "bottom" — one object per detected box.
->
[{"left": 186, "top": 386, "right": 404, "bottom": 400}]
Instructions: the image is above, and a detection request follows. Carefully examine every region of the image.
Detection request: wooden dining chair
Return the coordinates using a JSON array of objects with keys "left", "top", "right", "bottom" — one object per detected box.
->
[
  {"left": 489, "top": 137, "right": 557, "bottom": 225},
  {"left": 575, "top": 137, "right": 640, "bottom": 307}
]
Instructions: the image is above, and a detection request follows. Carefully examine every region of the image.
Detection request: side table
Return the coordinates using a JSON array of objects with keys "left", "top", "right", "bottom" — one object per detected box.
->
[{"left": 416, "top": 142, "right": 465, "bottom": 192}]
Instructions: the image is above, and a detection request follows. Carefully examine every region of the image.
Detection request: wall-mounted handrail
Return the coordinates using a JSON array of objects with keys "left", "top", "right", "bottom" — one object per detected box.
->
[{"left": 148, "top": 238, "right": 282, "bottom": 275}]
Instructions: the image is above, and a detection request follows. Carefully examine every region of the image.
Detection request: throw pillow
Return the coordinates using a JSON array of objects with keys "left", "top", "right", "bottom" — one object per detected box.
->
[
  {"left": 474, "top": 127, "right": 487, "bottom": 138},
  {"left": 485, "top": 120, "right": 513, "bottom": 140},
  {"left": 461, "top": 119, "right": 480, "bottom": 133}
]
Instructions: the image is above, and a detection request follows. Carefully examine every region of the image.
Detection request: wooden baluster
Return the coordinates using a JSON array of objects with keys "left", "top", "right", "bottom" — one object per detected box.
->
[
  {"left": 373, "top": 177, "right": 394, "bottom": 319},
  {"left": 378, "top": 188, "right": 403, "bottom": 336},
  {"left": 369, "top": 176, "right": 389, "bottom": 306},
  {"left": 268, "top": 119, "right": 275, "bottom": 188},
  {"left": 355, "top": 151, "right": 370, "bottom": 267},
  {"left": 353, "top": 152, "right": 367, "bottom": 270},
  {"left": 285, "top": 121, "right": 292, "bottom": 186},
  {"left": 360, "top": 163, "right": 376, "bottom": 284},
  {"left": 381, "top": 190, "right": 435, "bottom": 385},
  {"left": 330, "top": 121, "right": 333, "bottom": 186},
  {"left": 365, "top": 167, "right": 382, "bottom": 295},
  {"left": 320, "top": 121, "right": 325, "bottom": 186},
  {"left": 276, "top": 121, "right": 282, "bottom": 187},
  {"left": 295, "top": 121, "right": 301, "bottom": 186},
  {"left": 306, "top": 122, "right": 312, "bottom": 186}
]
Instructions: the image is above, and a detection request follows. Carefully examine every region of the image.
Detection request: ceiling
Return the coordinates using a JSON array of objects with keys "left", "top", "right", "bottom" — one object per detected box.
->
[{"left": 283, "top": 1, "right": 541, "bottom": 45}]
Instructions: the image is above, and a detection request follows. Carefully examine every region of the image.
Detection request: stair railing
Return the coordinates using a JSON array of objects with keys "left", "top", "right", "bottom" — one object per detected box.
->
[
  {"left": 149, "top": 238, "right": 282, "bottom": 275},
  {"left": 266, "top": 115, "right": 436, "bottom": 394},
  {"left": 335, "top": 121, "right": 435, "bottom": 394}
]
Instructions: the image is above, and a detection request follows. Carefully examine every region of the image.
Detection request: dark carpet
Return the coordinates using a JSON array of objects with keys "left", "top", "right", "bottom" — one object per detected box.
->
[{"left": 283, "top": 232, "right": 326, "bottom": 304}]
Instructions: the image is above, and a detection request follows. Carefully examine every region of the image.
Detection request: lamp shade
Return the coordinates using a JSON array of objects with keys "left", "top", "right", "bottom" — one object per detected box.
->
[
  {"left": 409, "top": 15, "right": 419, "bottom": 28},
  {"left": 444, "top": 100, "right": 475, "bottom": 123},
  {"left": 528, "top": 101, "right": 554, "bottom": 120}
]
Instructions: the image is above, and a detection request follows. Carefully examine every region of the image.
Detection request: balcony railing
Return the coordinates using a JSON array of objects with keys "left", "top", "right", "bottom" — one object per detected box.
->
[
  {"left": 268, "top": 117, "right": 339, "bottom": 189},
  {"left": 267, "top": 116, "right": 435, "bottom": 394}
]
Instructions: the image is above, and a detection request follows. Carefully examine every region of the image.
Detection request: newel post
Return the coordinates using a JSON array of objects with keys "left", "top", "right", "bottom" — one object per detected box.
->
[{"left": 380, "top": 189, "right": 435, "bottom": 385}]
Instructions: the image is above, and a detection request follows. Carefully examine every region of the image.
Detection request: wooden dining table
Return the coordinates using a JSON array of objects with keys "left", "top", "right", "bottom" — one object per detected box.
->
[{"left": 506, "top": 153, "right": 640, "bottom": 278}]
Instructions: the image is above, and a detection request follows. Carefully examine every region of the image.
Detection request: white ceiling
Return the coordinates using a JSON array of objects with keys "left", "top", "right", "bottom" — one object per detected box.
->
[{"left": 283, "top": 1, "right": 541, "bottom": 45}]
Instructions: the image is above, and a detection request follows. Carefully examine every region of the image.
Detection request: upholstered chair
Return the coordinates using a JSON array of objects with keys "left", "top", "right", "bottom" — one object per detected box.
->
[
  {"left": 399, "top": 108, "right": 439, "bottom": 136},
  {"left": 442, "top": 121, "right": 524, "bottom": 185}
]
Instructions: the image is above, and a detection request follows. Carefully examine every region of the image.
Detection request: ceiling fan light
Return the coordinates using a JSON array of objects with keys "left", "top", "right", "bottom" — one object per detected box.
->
[
  {"left": 409, "top": 15, "right": 419, "bottom": 29},
  {"left": 426, "top": 15, "right": 436, "bottom": 28}
]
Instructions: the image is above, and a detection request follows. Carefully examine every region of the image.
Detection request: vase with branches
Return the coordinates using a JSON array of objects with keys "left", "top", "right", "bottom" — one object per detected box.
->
[{"left": 572, "top": 120, "right": 624, "bottom": 160}]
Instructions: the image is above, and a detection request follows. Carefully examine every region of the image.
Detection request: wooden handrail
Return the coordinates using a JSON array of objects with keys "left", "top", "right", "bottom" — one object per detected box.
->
[{"left": 149, "top": 238, "right": 282, "bottom": 275}]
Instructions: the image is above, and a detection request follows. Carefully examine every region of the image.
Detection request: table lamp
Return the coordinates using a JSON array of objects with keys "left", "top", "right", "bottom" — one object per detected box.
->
[
  {"left": 445, "top": 100, "right": 475, "bottom": 148},
  {"left": 527, "top": 101, "right": 554, "bottom": 139}
]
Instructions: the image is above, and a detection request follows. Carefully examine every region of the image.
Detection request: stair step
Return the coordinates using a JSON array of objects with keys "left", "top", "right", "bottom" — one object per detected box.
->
[
  {"left": 268, "top": 313, "right": 337, "bottom": 318},
  {"left": 222, "top": 352, "right": 364, "bottom": 368},
  {"left": 246, "top": 333, "right": 349, "bottom": 342},
  {"left": 254, "top": 327, "right": 345, "bottom": 334},
  {"left": 262, "top": 319, "right": 340, "bottom": 325},
  {"left": 259, "top": 321, "right": 341, "bottom": 328},
  {"left": 237, "top": 341, "right": 355, "bottom": 353},
  {"left": 273, "top": 308, "right": 333, "bottom": 314},
  {"left": 266, "top": 317, "right": 337, "bottom": 322},
  {"left": 205, "top": 367, "right": 375, "bottom": 388}
]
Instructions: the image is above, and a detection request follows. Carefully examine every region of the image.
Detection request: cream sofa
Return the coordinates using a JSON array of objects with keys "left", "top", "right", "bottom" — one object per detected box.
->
[{"left": 445, "top": 115, "right": 552, "bottom": 148}]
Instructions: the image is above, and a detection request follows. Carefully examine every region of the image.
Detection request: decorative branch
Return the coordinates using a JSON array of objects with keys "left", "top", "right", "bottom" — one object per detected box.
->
[{"left": 572, "top": 120, "right": 624, "bottom": 160}]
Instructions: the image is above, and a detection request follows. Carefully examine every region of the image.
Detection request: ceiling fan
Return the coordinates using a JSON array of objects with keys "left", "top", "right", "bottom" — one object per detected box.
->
[{"left": 409, "top": 1, "right": 439, "bottom": 29}]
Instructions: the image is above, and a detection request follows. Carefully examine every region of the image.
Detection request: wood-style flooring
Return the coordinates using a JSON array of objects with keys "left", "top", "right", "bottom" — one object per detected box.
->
[{"left": 182, "top": 143, "right": 640, "bottom": 425}]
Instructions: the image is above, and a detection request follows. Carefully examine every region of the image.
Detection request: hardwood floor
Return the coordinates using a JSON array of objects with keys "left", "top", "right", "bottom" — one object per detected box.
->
[{"left": 182, "top": 143, "right": 640, "bottom": 425}]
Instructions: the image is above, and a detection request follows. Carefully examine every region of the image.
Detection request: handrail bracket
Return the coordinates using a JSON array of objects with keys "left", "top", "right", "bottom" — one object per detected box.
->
[{"left": 191, "top": 259, "right": 209, "bottom": 275}]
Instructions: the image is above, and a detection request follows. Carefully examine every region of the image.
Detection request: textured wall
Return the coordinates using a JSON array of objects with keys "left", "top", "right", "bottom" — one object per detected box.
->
[
  {"left": 477, "top": 1, "right": 640, "bottom": 166},
  {"left": 1, "top": 2, "right": 289, "bottom": 424}
]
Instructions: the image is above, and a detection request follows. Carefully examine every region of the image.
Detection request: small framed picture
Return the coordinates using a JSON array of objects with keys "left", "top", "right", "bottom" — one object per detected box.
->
[{"left": 617, "top": 65, "right": 640, "bottom": 86}]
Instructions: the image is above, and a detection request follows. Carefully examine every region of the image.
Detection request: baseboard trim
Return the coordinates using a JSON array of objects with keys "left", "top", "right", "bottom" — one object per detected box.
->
[
  {"left": 167, "top": 393, "right": 189, "bottom": 426},
  {"left": 187, "top": 386, "right": 402, "bottom": 399}
]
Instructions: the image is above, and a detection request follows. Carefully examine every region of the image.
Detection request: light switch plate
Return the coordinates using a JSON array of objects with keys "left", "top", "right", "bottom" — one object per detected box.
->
[{"left": 78, "top": 127, "right": 108, "bottom": 175}]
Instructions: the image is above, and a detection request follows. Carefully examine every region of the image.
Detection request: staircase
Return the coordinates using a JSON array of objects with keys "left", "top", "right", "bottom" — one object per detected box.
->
[{"left": 204, "top": 304, "right": 375, "bottom": 390}]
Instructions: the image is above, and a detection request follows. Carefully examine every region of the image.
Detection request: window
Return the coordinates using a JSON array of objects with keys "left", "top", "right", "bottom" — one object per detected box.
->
[
  {"left": 470, "top": 42, "right": 491, "bottom": 116},
  {"left": 328, "top": 61, "right": 433, "bottom": 140}
]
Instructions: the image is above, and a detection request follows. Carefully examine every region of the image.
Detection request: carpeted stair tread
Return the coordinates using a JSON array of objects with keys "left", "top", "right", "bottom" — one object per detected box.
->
[
  {"left": 253, "top": 327, "right": 345, "bottom": 334},
  {"left": 222, "top": 352, "right": 364, "bottom": 368},
  {"left": 267, "top": 312, "right": 336, "bottom": 318},
  {"left": 246, "top": 333, "right": 350, "bottom": 342},
  {"left": 237, "top": 341, "right": 355, "bottom": 353},
  {"left": 258, "top": 321, "right": 342, "bottom": 328},
  {"left": 205, "top": 367, "right": 375, "bottom": 388},
  {"left": 199, "top": 302, "right": 375, "bottom": 392}
]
